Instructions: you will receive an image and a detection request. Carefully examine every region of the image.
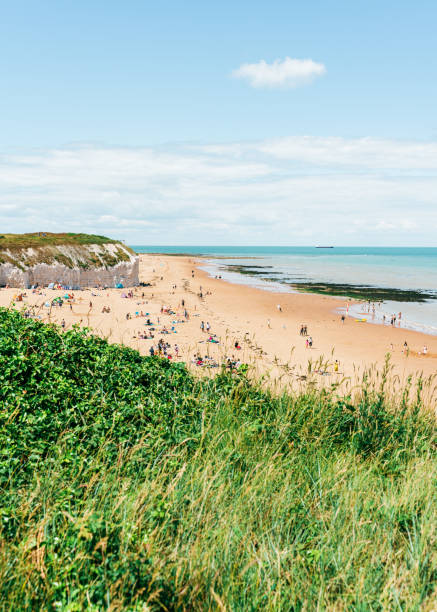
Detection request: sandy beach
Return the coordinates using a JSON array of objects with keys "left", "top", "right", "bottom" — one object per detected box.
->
[{"left": 1, "top": 253, "right": 436, "bottom": 391}]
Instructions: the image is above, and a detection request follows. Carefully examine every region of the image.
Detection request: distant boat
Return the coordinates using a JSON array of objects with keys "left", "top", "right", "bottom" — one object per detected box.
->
[{"left": 316, "top": 246, "right": 334, "bottom": 249}]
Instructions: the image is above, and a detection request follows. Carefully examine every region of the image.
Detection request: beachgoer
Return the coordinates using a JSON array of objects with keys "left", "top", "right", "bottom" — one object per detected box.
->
[
  {"left": 200, "top": 321, "right": 205, "bottom": 332},
  {"left": 334, "top": 360, "right": 339, "bottom": 372},
  {"left": 206, "top": 322, "right": 211, "bottom": 333}
]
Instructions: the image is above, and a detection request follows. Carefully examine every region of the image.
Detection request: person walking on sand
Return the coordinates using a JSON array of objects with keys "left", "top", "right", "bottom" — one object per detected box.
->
[
  {"left": 206, "top": 321, "right": 211, "bottom": 333},
  {"left": 305, "top": 338, "right": 309, "bottom": 349},
  {"left": 334, "top": 360, "right": 339, "bottom": 372},
  {"left": 267, "top": 318, "right": 271, "bottom": 329},
  {"left": 200, "top": 320, "right": 205, "bottom": 332},
  {"left": 308, "top": 336, "right": 313, "bottom": 348},
  {"left": 277, "top": 304, "right": 282, "bottom": 312}
]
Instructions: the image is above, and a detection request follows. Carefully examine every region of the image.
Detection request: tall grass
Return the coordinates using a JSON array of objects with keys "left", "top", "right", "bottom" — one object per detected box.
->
[
  {"left": 0, "top": 232, "right": 119, "bottom": 250},
  {"left": 0, "top": 308, "right": 436, "bottom": 610}
]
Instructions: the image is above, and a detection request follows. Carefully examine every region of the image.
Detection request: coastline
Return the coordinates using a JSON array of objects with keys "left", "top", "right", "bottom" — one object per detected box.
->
[
  {"left": 1, "top": 253, "right": 436, "bottom": 390},
  {"left": 185, "top": 255, "right": 437, "bottom": 379},
  {"left": 198, "top": 255, "right": 437, "bottom": 337}
]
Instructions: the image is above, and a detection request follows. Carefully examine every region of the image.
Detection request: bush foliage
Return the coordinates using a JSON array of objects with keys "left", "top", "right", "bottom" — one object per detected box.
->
[{"left": 0, "top": 308, "right": 436, "bottom": 610}]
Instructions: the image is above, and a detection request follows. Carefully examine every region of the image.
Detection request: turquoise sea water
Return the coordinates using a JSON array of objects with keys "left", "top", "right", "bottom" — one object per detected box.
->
[{"left": 132, "top": 246, "right": 437, "bottom": 336}]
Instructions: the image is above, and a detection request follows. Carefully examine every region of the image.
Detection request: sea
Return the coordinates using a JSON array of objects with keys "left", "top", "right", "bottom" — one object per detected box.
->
[{"left": 132, "top": 246, "right": 437, "bottom": 336}]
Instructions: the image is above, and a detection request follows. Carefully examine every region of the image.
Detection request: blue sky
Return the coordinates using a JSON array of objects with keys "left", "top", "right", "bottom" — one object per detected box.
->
[{"left": 0, "top": 1, "right": 436, "bottom": 244}]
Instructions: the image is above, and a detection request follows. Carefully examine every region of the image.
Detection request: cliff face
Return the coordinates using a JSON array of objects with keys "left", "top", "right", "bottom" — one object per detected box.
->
[{"left": 0, "top": 242, "right": 139, "bottom": 288}]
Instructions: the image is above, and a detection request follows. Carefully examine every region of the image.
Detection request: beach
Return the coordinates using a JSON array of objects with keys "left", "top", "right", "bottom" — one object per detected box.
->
[{"left": 2, "top": 253, "right": 436, "bottom": 389}]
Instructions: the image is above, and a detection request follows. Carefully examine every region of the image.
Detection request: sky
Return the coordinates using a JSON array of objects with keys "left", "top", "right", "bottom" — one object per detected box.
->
[{"left": 0, "top": 0, "right": 436, "bottom": 245}]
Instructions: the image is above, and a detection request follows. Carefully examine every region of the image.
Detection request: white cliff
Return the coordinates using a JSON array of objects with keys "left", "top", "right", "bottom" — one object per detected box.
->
[{"left": 0, "top": 242, "right": 139, "bottom": 288}]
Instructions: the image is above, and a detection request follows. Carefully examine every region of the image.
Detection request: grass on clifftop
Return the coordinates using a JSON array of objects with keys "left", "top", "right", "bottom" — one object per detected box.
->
[
  {"left": 0, "top": 308, "right": 436, "bottom": 610},
  {"left": 0, "top": 233, "right": 123, "bottom": 251}
]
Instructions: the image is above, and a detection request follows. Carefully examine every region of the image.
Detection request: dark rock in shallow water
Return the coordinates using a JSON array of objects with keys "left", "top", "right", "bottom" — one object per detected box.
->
[
  {"left": 224, "top": 264, "right": 436, "bottom": 302},
  {"left": 289, "top": 282, "right": 436, "bottom": 302}
]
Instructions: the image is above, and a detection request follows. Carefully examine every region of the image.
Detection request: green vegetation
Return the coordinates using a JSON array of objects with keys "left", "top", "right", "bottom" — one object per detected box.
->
[
  {"left": 0, "top": 308, "right": 436, "bottom": 610},
  {"left": 0, "top": 233, "right": 122, "bottom": 251}
]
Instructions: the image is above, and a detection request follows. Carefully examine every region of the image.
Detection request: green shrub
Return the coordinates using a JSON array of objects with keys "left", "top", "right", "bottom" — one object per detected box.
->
[{"left": 0, "top": 308, "right": 435, "bottom": 610}]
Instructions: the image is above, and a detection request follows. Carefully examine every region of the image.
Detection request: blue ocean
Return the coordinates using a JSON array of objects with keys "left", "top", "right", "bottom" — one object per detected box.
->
[{"left": 132, "top": 246, "right": 437, "bottom": 336}]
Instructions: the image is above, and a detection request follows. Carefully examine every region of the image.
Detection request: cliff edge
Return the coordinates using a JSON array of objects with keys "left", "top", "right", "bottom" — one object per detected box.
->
[{"left": 0, "top": 233, "right": 139, "bottom": 288}]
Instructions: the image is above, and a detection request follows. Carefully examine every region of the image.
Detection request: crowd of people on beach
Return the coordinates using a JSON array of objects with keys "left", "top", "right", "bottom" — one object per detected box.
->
[{"left": 1, "top": 264, "right": 434, "bottom": 384}]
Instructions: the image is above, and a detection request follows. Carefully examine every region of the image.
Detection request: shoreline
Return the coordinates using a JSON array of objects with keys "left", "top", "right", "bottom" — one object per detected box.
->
[
  {"left": 196, "top": 256, "right": 437, "bottom": 338},
  {"left": 186, "top": 254, "right": 437, "bottom": 381}
]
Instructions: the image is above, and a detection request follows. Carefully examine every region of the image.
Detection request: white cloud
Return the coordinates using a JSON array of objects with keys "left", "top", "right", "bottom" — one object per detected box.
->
[
  {"left": 231, "top": 57, "right": 326, "bottom": 89},
  {"left": 256, "top": 136, "right": 437, "bottom": 169},
  {"left": 0, "top": 136, "right": 436, "bottom": 245}
]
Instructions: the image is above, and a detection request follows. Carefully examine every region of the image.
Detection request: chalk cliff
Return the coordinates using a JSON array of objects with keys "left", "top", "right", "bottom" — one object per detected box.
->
[{"left": 0, "top": 235, "right": 139, "bottom": 288}]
